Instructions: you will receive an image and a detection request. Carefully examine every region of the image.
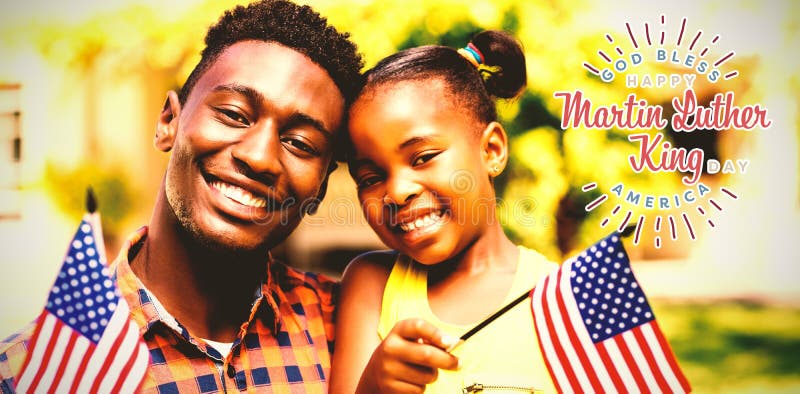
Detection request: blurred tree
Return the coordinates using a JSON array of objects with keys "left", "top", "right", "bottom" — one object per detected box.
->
[
  {"left": 44, "top": 162, "right": 138, "bottom": 247},
  {"left": 2, "top": 0, "right": 761, "bottom": 261}
]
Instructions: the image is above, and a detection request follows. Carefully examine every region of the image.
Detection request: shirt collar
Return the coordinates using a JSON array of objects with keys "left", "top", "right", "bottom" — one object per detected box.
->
[{"left": 111, "top": 226, "right": 282, "bottom": 338}]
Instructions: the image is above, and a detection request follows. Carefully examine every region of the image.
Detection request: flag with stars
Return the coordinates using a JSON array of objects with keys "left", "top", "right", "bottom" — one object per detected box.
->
[
  {"left": 531, "top": 233, "right": 691, "bottom": 393},
  {"left": 14, "top": 213, "right": 149, "bottom": 393}
]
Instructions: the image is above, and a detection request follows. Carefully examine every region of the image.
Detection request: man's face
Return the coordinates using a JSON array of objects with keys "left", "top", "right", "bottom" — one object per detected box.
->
[{"left": 159, "top": 40, "right": 344, "bottom": 254}]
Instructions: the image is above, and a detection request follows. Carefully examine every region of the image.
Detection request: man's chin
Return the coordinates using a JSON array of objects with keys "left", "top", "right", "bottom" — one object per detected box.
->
[
  {"left": 187, "top": 219, "right": 303, "bottom": 260},
  {"left": 175, "top": 219, "right": 264, "bottom": 259},
  {"left": 198, "top": 233, "right": 268, "bottom": 257},
  {"left": 169, "top": 197, "right": 304, "bottom": 259}
]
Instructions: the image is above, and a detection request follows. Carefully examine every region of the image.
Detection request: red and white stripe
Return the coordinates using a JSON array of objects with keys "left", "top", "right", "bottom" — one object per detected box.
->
[
  {"left": 15, "top": 301, "right": 149, "bottom": 393},
  {"left": 531, "top": 260, "right": 690, "bottom": 393}
]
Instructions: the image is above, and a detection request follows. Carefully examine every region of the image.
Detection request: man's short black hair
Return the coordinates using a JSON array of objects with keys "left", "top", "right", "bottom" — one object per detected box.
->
[{"left": 178, "top": 0, "right": 363, "bottom": 105}]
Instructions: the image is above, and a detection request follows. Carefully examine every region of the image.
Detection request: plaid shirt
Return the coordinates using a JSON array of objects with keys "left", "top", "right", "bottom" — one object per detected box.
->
[{"left": 0, "top": 226, "right": 339, "bottom": 393}]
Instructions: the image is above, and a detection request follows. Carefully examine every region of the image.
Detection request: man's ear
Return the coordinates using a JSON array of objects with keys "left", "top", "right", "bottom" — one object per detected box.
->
[
  {"left": 480, "top": 121, "right": 509, "bottom": 177},
  {"left": 155, "top": 91, "right": 181, "bottom": 152}
]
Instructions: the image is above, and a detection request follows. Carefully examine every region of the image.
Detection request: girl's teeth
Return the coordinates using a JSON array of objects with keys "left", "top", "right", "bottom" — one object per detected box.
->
[{"left": 399, "top": 210, "right": 444, "bottom": 233}]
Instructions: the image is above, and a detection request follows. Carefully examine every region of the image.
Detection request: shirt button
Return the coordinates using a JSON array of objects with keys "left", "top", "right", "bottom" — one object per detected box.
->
[{"left": 227, "top": 365, "right": 235, "bottom": 378}]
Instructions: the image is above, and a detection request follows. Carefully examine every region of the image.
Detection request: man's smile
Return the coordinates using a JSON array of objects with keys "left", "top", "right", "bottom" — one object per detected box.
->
[
  {"left": 201, "top": 167, "right": 285, "bottom": 215},
  {"left": 209, "top": 180, "right": 268, "bottom": 208}
]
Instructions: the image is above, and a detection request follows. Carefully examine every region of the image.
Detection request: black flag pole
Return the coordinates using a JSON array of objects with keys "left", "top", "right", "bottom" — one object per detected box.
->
[
  {"left": 448, "top": 227, "right": 637, "bottom": 352},
  {"left": 621, "top": 224, "right": 636, "bottom": 238},
  {"left": 86, "top": 186, "right": 97, "bottom": 214},
  {"left": 85, "top": 186, "right": 107, "bottom": 264}
]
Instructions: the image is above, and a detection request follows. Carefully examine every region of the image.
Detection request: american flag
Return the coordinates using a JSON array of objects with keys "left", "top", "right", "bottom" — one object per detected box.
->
[
  {"left": 15, "top": 214, "right": 149, "bottom": 393},
  {"left": 531, "top": 233, "right": 691, "bottom": 393}
]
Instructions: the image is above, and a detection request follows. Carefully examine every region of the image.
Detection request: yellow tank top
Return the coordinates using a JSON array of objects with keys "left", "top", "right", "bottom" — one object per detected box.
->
[{"left": 378, "top": 246, "right": 558, "bottom": 393}]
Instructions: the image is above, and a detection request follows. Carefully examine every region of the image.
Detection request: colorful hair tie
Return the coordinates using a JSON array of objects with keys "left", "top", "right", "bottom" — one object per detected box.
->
[
  {"left": 457, "top": 48, "right": 480, "bottom": 67},
  {"left": 457, "top": 42, "right": 484, "bottom": 68},
  {"left": 467, "top": 43, "right": 484, "bottom": 63},
  {"left": 458, "top": 42, "right": 502, "bottom": 82}
]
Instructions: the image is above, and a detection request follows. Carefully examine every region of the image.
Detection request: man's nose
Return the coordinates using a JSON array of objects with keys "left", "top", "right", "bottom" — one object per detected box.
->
[{"left": 230, "top": 120, "right": 282, "bottom": 178}]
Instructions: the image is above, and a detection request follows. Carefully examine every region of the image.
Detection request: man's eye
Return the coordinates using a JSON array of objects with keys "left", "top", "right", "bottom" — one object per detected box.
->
[
  {"left": 218, "top": 108, "right": 250, "bottom": 126},
  {"left": 281, "top": 137, "right": 319, "bottom": 156},
  {"left": 412, "top": 151, "right": 440, "bottom": 166}
]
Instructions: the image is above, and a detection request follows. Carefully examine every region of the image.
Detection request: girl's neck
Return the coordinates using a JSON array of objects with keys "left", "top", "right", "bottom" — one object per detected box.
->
[
  {"left": 428, "top": 221, "right": 518, "bottom": 283},
  {"left": 425, "top": 221, "right": 521, "bottom": 325}
]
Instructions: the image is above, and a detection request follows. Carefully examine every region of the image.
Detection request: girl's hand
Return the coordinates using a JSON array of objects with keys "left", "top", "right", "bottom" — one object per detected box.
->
[{"left": 356, "top": 318, "right": 460, "bottom": 393}]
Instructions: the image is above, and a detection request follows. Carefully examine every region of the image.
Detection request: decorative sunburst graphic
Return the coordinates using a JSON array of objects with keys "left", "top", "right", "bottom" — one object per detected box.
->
[
  {"left": 583, "top": 183, "right": 740, "bottom": 248},
  {"left": 582, "top": 15, "right": 738, "bottom": 82}
]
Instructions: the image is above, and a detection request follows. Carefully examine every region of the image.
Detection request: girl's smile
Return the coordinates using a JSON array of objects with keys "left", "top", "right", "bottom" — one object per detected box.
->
[{"left": 348, "top": 79, "right": 497, "bottom": 264}]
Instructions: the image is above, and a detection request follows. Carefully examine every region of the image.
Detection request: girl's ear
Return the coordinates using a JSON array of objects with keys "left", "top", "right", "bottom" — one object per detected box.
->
[
  {"left": 479, "top": 121, "right": 509, "bottom": 178},
  {"left": 155, "top": 91, "right": 181, "bottom": 152}
]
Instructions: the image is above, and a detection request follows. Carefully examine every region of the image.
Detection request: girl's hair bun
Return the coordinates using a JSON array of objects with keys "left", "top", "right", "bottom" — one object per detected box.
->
[{"left": 470, "top": 30, "right": 527, "bottom": 99}]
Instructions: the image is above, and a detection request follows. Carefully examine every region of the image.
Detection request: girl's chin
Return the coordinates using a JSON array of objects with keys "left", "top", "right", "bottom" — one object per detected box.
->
[{"left": 402, "top": 246, "right": 454, "bottom": 265}]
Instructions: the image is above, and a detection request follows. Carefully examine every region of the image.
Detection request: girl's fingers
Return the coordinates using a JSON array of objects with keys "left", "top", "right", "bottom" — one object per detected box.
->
[
  {"left": 386, "top": 319, "right": 460, "bottom": 371},
  {"left": 387, "top": 361, "right": 439, "bottom": 386},
  {"left": 402, "top": 340, "right": 460, "bottom": 371},
  {"left": 393, "top": 318, "right": 459, "bottom": 350}
]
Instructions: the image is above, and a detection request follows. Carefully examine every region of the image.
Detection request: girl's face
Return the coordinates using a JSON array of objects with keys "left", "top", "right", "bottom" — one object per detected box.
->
[{"left": 348, "top": 80, "right": 499, "bottom": 264}]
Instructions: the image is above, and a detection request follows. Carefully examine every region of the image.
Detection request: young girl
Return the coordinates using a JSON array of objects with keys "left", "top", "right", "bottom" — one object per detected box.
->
[{"left": 331, "top": 31, "right": 556, "bottom": 393}]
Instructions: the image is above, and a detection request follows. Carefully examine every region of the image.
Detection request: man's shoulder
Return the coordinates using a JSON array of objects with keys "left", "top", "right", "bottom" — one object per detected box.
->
[
  {"left": 0, "top": 322, "right": 36, "bottom": 392},
  {"left": 277, "top": 261, "right": 338, "bottom": 287},
  {"left": 272, "top": 261, "right": 340, "bottom": 303}
]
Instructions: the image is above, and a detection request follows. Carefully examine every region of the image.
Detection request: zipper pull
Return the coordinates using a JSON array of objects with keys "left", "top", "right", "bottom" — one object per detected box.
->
[{"left": 463, "top": 383, "right": 483, "bottom": 393}]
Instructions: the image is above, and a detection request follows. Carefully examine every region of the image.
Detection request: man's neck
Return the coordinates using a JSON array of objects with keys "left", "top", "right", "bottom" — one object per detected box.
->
[{"left": 130, "top": 197, "right": 268, "bottom": 342}]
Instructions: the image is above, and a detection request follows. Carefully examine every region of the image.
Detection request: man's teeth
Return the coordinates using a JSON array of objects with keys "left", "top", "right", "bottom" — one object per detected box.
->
[
  {"left": 211, "top": 181, "right": 267, "bottom": 208},
  {"left": 398, "top": 210, "right": 443, "bottom": 232}
]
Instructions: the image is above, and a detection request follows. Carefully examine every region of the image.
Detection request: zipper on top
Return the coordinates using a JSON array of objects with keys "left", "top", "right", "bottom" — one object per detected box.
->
[{"left": 462, "top": 382, "right": 543, "bottom": 393}]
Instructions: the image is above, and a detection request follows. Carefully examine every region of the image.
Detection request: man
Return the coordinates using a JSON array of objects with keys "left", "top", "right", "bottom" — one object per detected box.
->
[{"left": 0, "top": 0, "right": 363, "bottom": 392}]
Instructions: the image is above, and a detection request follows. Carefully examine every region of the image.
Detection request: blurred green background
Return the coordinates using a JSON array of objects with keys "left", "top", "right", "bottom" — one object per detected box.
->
[{"left": 0, "top": 0, "right": 798, "bottom": 392}]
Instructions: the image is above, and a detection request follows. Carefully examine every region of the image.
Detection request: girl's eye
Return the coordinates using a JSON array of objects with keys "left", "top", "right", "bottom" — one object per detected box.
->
[
  {"left": 412, "top": 151, "right": 440, "bottom": 166},
  {"left": 357, "top": 174, "right": 383, "bottom": 190},
  {"left": 218, "top": 108, "right": 250, "bottom": 126},
  {"left": 281, "top": 137, "right": 319, "bottom": 156}
]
